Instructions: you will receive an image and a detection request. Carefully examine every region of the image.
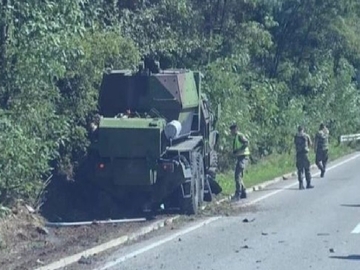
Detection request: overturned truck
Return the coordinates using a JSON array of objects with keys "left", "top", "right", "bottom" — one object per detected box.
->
[{"left": 88, "top": 60, "right": 222, "bottom": 215}]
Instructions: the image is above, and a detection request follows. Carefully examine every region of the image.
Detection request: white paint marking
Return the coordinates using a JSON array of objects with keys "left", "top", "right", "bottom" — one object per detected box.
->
[
  {"left": 99, "top": 153, "right": 360, "bottom": 269},
  {"left": 99, "top": 217, "right": 221, "bottom": 270},
  {"left": 243, "top": 153, "right": 360, "bottom": 207},
  {"left": 351, "top": 223, "right": 360, "bottom": 234}
]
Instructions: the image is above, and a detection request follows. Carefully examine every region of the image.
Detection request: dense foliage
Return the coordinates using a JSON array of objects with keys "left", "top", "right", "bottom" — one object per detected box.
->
[{"left": 1, "top": 0, "right": 360, "bottom": 205}]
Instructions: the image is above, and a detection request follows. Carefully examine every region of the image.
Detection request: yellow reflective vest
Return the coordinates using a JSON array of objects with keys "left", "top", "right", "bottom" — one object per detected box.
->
[{"left": 233, "top": 132, "right": 250, "bottom": 156}]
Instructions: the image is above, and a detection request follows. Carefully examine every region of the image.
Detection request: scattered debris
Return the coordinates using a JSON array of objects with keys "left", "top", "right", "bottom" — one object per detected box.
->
[
  {"left": 256, "top": 260, "right": 262, "bottom": 263},
  {"left": 282, "top": 176, "right": 288, "bottom": 180},
  {"left": 0, "top": 197, "right": 258, "bottom": 269},
  {"left": 25, "top": 205, "right": 36, "bottom": 213},
  {"left": 261, "top": 232, "right": 268, "bottom": 236},
  {"left": 242, "top": 218, "right": 255, "bottom": 223},
  {"left": 36, "top": 226, "right": 49, "bottom": 235},
  {"left": 241, "top": 245, "right": 249, "bottom": 249},
  {"left": 329, "top": 248, "right": 335, "bottom": 253},
  {"left": 78, "top": 255, "right": 93, "bottom": 265},
  {"left": 36, "top": 259, "right": 45, "bottom": 265},
  {"left": 317, "top": 233, "right": 330, "bottom": 236}
]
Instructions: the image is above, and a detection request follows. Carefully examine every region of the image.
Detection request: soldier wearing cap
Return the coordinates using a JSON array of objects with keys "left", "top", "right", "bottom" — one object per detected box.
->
[{"left": 229, "top": 123, "right": 250, "bottom": 201}]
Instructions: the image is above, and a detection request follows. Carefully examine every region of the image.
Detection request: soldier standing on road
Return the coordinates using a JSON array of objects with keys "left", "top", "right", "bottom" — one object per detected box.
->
[
  {"left": 230, "top": 123, "right": 250, "bottom": 201},
  {"left": 294, "top": 126, "right": 314, "bottom": 190},
  {"left": 314, "top": 123, "right": 329, "bottom": 178}
]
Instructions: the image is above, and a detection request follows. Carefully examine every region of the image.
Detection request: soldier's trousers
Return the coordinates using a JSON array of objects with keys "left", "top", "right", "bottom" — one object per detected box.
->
[
  {"left": 296, "top": 152, "right": 311, "bottom": 184},
  {"left": 234, "top": 155, "right": 248, "bottom": 195},
  {"left": 316, "top": 149, "right": 328, "bottom": 172}
]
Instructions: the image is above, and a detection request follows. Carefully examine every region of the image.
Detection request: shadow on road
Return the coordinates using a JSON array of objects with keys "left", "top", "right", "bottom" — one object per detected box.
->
[
  {"left": 340, "top": 204, "right": 360, "bottom": 207},
  {"left": 329, "top": 255, "right": 360, "bottom": 261}
]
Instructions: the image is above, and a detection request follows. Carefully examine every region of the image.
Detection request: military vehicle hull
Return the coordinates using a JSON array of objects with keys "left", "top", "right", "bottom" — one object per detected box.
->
[{"left": 87, "top": 60, "right": 221, "bottom": 215}]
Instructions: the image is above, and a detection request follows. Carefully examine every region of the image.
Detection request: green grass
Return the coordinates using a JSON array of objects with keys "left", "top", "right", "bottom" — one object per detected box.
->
[{"left": 217, "top": 143, "right": 357, "bottom": 196}]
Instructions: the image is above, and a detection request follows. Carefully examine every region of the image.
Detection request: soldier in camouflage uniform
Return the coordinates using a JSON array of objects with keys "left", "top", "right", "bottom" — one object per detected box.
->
[
  {"left": 314, "top": 123, "right": 329, "bottom": 178},
  {"left": 294, "top": 126, "right": 314, "bottom": 190},
  {"left": 230, "top": 123, "right": 250, "bottom": 201}
]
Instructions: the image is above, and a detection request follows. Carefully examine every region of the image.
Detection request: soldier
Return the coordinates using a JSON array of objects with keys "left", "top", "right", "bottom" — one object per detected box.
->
[
  {"left": 89, "top": 114, "right": 101, "bottom": 141},
  {"left": 294, "top": 126, "right": 314, "bottom": 190},
  {"left": 230, "top": 123, "right": 250, "bottom": 201},
  {"left": 314, "top": 123, "right": 329, "bottom": 178}
]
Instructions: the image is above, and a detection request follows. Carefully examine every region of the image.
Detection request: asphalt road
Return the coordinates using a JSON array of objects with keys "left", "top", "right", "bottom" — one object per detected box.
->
[{"left": 93, "top": 152, "right": 360, "bottom": 270}]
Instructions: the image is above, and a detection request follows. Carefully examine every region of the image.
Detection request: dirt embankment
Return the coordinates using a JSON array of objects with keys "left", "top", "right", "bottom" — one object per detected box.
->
[
  {"left": 0, "top": 199, "right": 255, "bottom": 270},
  {"left": 0, "top": 201, "right": 157, "bottom": 270}
]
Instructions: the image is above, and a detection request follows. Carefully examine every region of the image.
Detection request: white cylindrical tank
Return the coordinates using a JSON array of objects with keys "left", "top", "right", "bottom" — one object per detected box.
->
[{"left": 164, "top": 120, "right": 182, "bottom": 140}]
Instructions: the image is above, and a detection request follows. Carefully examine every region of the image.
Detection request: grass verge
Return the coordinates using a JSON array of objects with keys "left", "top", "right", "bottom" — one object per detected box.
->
[{"left": 217, "top": 142, "right": 359, "bottom": 196}]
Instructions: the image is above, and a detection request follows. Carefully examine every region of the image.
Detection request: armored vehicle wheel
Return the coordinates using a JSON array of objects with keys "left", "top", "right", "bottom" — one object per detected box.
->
[
  {"left": 197, "top": 152, "right": 205, "bottom": 206},
  {"left": 180, "top": 151, "right": 203, "bottom": 215}
]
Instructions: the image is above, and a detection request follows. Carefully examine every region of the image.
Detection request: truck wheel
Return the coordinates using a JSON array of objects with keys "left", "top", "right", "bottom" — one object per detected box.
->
[
  {"left": 180, "top": 152, "right": 201, "bottom": 215},
  {"left": 196, "top": 152, "right": 205, "bottom": 206}
]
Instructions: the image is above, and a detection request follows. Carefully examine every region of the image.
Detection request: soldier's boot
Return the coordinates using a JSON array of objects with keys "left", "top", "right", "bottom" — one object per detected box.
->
[
  {"left": 306, "top": 183, "right": 314, "bottom": 189},
  {"left": 306, "top": 180, "right": 314, "bottom": 189},
  {"left": 240, "top": 188, "right": 247, "bottom": 199},
  {"left": 299, "top": 181, "right": 305, "bottom": 190},
  {"left": 305, "top": 169, "right": 314, "bottom": 189},
  {"left": 231, "top": 192, "right": 241, "bottom": 202},
  {"left": 320, "top": 169, "right": 325, "bottom": 178}
]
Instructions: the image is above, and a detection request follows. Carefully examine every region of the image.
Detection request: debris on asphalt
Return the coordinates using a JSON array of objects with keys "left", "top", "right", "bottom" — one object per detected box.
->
[
  {"left": 317, "top": 233, "right": 330, "bottom": 236},
  {"left": 241, "top": 245, "right": 249, "bottom": 249},
  {"left": 25, "top": 205, "right": 36, "bottom": 213},
  {"left": 36, "top": 226, "right": 49, "bottom": 235},
  {"left": 242, "top": 218, "right": 255, "bottom": 223},
  {"left": 261, "top": 232, "right": 268, "bottom": 236},
  {"left": 329, "top": 248, "right": 335, "bottom": 253},
  {"left": 78, "top": 255, "right": 93, "bottom": 265},
  {"left": 36, "top": 259, "right": 45, "bottom": 265}
]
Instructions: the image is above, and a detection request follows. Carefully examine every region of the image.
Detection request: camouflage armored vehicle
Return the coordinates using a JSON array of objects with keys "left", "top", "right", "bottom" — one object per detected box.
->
[{"left": 88, "top": 60, "right": 221, "bottom": 215}]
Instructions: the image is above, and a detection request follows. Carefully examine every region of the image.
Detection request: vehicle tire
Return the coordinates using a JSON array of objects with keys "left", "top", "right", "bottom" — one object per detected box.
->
[
  {"left": 196, "top": 152, "right": 205, "bottom": 206},
  {"left": 180, "top": 151, "right": 201, "bottom": 215}
]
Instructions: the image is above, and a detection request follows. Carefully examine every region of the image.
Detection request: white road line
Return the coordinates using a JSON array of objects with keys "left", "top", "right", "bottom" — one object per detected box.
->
[
  {"left": 243, "top": 153, "right": 360, "bottom": 206},
  {"left": 98, "top": 217, "right": 221, "bottom": 270},
  {"left": 98, "top": 153, "right": 360, "bottom": 269},
  {"left": 351, "top": 223, "right": 360, "bottom": 234}
]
